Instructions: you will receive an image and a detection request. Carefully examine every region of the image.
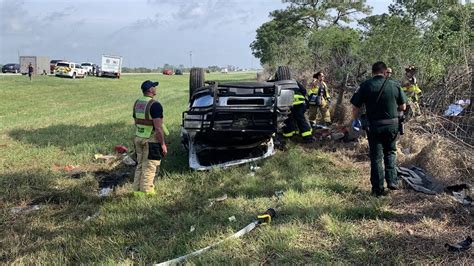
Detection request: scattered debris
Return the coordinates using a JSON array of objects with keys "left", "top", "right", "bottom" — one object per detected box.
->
[
  {"left": 68, "top": 170, "right": 86, "bottom": 179},
  {"left": 94, "top": 170, "right": 131, "bottom": 190},
  {"left": 444, "top": 99, "right": 470, "bottom": 117},
  {"left": 445, "top": 236, "right": 472, "bottom": 252},
  {"left": 250, "top": 165, "right": 261, "bottom": 171},
  {"left": 114, "top": 145, "right": 129, "bottom": 154},
  {"left": 208, "top": 194, "right": 227, "bottom": 207},
  {"left": 406, "top": 229, "right": 414, "bottom": 235},
  {"left": 122, "top": 154, "right": 136, "bottom": 166},
  {"left": 209, "top": 194, "right": 228, "bottom": 202},
  {"left": 94, "top": 153, "right": 118, "bottom": 161},
  {"left": 396, "top": 166, "right": 445, "bottom": 194},
  {"left": 228, "top": 216, "right": 236, "bottom": 222},
  {"left": 445, "top": 184, "right": 473, "bottom": 206},
  {"left": 397, "top": 166, "right": 472, "bottom": 206},
  {"left": 85, "top": 212, "right": 100, "bottom": 222},
  {"left": 275, "top": 190, "right": 284, "bottom": 200},
  {"left": 99, "top": 187, "right": 113, "bottom": 197},
  {"left": 64, "top": 165, "right": 78, "bottom": 172},
  {"left": 190, "top": 225, "right": 196, "bottom": 232},
  {"left": 11, "top": 205, "right": 40, "bottom": 214}
]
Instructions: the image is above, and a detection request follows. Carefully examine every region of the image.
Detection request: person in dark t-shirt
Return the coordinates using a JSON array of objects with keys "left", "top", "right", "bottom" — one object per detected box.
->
[
  {"left": 132, "top": 80, "right": 167, "bottom": 195},
  {"left": 28, "top": 63, "right": 34, "bottom": 81}
]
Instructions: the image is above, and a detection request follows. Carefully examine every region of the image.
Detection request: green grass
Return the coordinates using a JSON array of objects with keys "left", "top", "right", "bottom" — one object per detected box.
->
[{"left": 0, "top": 73, "right": 468, "bottom": 264}]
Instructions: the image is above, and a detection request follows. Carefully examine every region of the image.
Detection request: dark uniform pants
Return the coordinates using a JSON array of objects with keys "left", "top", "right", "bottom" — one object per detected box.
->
[
  {"left": 282, "top": 103, "right": 312, "bottom": 138},
  {"left": 367, "top": 127, "right": 398, "bottom": 193}
]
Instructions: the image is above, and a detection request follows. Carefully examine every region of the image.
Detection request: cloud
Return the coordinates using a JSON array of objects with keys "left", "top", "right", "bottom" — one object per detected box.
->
[
  {"left": 123, "top": 0, "right": 254, "bottom": 32},
  {"left": 0, "top": 0, "right": 75, "bottom": 35}
]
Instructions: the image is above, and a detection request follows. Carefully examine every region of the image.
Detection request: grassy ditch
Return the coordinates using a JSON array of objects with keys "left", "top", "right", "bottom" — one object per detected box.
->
[{"left": 0, "top": 73, "right": 471, "bottom": 264}]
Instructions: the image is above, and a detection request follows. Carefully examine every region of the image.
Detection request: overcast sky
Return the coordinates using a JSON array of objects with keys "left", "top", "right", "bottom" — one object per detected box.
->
[{"left": 0, "top": 0, "right": 391, "bottom": 68}]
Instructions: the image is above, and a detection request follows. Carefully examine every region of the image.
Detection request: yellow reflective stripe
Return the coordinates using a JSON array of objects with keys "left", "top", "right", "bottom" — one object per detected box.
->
[
  {"left": 293, "top": 100, "right": 305, "bottom": 105},
  {"left": 294, "top": 95, "right": 305, "bottom": 100},
  {"left": 283, "top": 132, "right": 294, "bottom": 137},
  {"left": 301, "top": 130, "right": 312, "bottom": 137}
]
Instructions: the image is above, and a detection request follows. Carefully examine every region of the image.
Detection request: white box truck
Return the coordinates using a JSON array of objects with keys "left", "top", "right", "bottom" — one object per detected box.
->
[
  {"left": 98, "top": 55, "right": 122, "bottom": 78},
  {"left": 19, "top": 56, "right": 50, "bottom": 75}
]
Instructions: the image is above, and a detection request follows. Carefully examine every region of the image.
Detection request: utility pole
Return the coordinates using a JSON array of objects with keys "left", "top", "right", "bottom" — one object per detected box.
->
[{"left": 189, "top": 51, "right": 193, "bottom": 68}]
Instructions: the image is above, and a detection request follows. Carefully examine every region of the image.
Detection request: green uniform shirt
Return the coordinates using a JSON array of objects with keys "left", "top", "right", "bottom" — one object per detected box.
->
[{"left": 351, "top": 76, "right": 408, "bottom": 124}]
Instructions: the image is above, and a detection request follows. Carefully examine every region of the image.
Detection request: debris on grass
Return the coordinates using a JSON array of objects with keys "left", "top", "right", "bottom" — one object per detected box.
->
[
  {"left": 94, "top": 153, "right": 118, "bottom": 161},
  {"left": 114, "top": 145, "right": 128, "bottom": 154},
  {"left": 228, "top": 216, "right": 236, "bottom": 222},
  {"left": 122, "top": 154, "right": 136, "bottom": 166},
  {"left": 64, "top": 165, "right": 79, "bottom": 172},
  {"left": 99, "top": 187, "right": 113, "bottom": 197},
  {"left": 84, "top": 211, "right": 100, "bottom": 222},
  {"left": 94, "top": 170, "right": 131, "bottom": 189},
  {"left": 190, "top": 225, "right": 196, "bottom": 232},
  {"left": 208, "top": 194, "right": 227, "bottom": 207},
  {"left": 210, "top": 194, "right": 228, "bottom": 202},
  {"left": 445, "top": 236, "right": 472, "bottom": 252},
  {"left": 11, "top": 204, "right": 40, "bottom": 214},
  {"left": 275, "top": 190, "right": 284, "bottom": 199},
  {"left": 250, "top": 165, "right": 261, "bottom": 171},
  {"left": 445, "top": 184, "right": 473, "bottom": 206}
]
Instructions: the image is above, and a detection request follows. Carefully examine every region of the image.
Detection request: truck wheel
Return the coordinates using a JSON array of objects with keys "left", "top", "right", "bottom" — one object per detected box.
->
[
  {"left": 189, "top": 68, "right": 205, "bottom": 100},
  {"left": 275, "top": 66, "right": 291, "bottom": 81},
  {"left": 72, "top": 73, "right": 76, "bottom": 79}
]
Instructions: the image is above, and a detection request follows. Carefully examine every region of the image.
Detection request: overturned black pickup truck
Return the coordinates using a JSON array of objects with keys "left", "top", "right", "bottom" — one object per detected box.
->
[{"left": 181, "top": 67, "right": 298, "bottom": 170}]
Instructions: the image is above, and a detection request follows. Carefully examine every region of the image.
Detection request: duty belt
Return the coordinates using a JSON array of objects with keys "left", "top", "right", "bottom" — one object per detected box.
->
[{"left": 369, "top": 118, "right": 399, "bottom": 126}]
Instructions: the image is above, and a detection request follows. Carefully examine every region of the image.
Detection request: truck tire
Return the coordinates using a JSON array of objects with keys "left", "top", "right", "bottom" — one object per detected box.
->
[
  {"left": 189, "top": 68, "right": 205, "bottom": 100},
  {"left": 275, "top": 66, "right": 291, "bottom": 81}
]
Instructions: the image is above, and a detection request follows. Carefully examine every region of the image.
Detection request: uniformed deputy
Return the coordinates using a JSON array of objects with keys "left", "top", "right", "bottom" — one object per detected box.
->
[
  {"left": 282, "top": 81, "right": 315, "bottom": 143},
  {"left": 350, "top": 62, "right": 408, "bottom": 197},
  {"left": 132, "top": 80, "right": 168, "bottom": 195},
  {"left": 307, "top": 72, "right": 332, "bottom": 127}
]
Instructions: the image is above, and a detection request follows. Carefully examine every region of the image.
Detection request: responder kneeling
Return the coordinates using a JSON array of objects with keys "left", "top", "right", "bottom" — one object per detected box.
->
[
  {"left": 350, "top": 62, "right": 408, "bottom": 197},
  {"left": 132, "top": 80, "right": 168, "bottom": 196}
]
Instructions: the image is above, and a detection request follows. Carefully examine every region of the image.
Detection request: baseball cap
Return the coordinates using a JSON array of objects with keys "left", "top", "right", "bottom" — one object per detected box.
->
[{"left": 141, "top": 80, "right": 159, "bottom": 91}]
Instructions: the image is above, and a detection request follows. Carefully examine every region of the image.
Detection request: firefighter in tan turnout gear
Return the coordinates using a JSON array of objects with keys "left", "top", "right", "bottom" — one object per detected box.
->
[
  {"left": 307, "top": 72, "right": 332, "bottom": 127},
  {"left": 132, "top": 80, "right": 167, "bottom": 195}
]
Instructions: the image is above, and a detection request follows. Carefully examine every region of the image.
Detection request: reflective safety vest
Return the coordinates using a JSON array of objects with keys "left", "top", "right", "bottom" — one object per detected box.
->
[
  {"left": 402, "top": 84, "right": 422, "bottom": 102},
  {"left": 133, "top": 96, "right": 156, "bottom": 138},
  {"left": 293, "top": 94, "right": 306, "bottom": 105}
]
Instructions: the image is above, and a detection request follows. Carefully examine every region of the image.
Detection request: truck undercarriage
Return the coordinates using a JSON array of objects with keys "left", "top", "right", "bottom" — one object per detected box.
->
[{"left": 182, "top": 67, "right": 297, "bottom": 170}]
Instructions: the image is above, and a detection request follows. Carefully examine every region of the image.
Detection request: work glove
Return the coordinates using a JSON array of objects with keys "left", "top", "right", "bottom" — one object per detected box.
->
[{"left": 352, "top": 119, "right": 361, "bottom": 131}]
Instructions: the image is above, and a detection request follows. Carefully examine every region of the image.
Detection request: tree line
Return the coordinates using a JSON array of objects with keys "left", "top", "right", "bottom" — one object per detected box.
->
[{"left": 250, "top": 0, "right": 473, "bottom": 93}]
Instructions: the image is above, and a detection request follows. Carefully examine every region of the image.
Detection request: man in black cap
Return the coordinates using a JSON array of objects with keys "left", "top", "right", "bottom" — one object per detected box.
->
[
  {"left": 350, "top": 61, "right": 407, "bottom": 197},
  {"left": 132, "top": 80, "right": 167, "bottom": 195}
]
